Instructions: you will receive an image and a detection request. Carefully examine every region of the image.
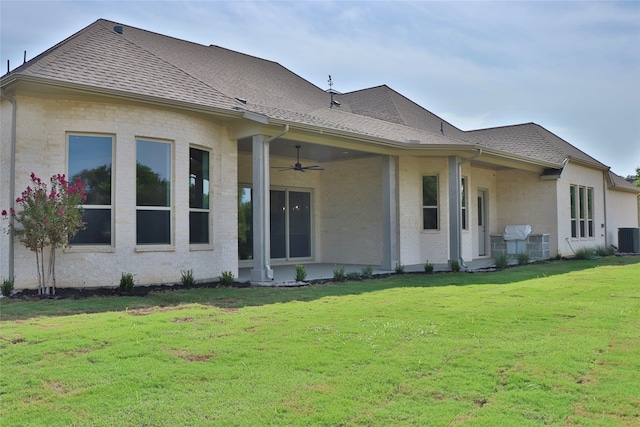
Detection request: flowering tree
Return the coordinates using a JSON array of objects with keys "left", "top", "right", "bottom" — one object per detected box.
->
[{"left": 2, "top": 173, "right": 86, "bottom": 295}]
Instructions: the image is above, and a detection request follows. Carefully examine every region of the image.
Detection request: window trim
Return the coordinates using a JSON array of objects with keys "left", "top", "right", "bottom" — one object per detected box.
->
[{"left": 66, "top": 132, "right": 115, "bottom": 249}]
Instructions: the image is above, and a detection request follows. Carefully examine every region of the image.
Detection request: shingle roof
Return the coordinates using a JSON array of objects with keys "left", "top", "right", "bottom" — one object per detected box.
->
[
  {"left": 466, "top": 123, "right": 607, "bottom": 168},
  {"left": 338, "top": 85, "right": 468, "bottom": 141},
  {"left": 608, "top": 171, "right": 640, "bottom": 193},
  {"left": 1, "top": 18, "right": 613, "bottom": 171}
]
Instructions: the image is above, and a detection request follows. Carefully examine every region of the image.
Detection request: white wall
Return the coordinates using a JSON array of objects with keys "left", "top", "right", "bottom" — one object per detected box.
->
[
  {"left": 606, "top": 189, "right": 640, "bottom": 247},
  {"left": 466, "top": 165, "right": 498, "bottom": 259},
  {"left": 397, "top": 156, "right": 449, "bottom": 265},
  {"left": 495, "top": 168, "right": 559, "bottom": 256},
  {"left": 556, "top": 162, "right": 607, "bottom": 256},
  {"left": 5, "top": 94, "right": 238, "bottom": 289}
]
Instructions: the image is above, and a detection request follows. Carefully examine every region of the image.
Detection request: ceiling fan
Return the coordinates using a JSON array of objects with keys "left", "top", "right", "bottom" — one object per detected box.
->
[{"left": 273, "top": 145, "right": 324, "bottom": 172}]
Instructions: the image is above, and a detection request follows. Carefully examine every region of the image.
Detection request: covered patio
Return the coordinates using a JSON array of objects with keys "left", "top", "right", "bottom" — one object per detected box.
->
[{"left": 237, "top": 258, "right": 496, "bottom": 285}]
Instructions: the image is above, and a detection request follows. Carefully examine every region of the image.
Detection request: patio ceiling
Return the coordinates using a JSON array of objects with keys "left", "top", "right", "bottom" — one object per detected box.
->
[{"left": 237, "top": 137, "right": 377, "bottom": 164}]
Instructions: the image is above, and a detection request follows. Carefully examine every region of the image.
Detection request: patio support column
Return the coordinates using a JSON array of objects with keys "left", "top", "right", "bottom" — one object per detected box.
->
[
  {"left": 448, "top": 156, "right": 462, "bottom": 267},
  {"left": 382, "top": 155, "right": 399, "bottom": 270},
  {"left": 251, "top": 135, "right": 273, "bottom": 282}
]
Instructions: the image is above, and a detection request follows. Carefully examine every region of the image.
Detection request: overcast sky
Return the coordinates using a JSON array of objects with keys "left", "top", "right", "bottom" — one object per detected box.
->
[{"left": 2, "top": 0, "right": 639, "bottom": 177}]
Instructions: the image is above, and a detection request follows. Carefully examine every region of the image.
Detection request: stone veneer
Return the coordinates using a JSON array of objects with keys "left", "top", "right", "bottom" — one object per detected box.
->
[{"left": 490, "top": 234, "right": 550, "bottom": 261}]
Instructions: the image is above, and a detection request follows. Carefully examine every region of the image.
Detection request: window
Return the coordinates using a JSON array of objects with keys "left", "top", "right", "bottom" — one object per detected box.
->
[
  {"left": 238, "top": 187, "right": 253, "bottom": 260},
  {"left": 237, "top": 186, "right": 312, "bottom": 260},
  {"left": 136, "top": 139, "right": 171, "bottom": 245},
  {"left": 68, "top": 134, "right": 113, "bottom": 245},
  {"left": 461, "top": 177, "right": 468, "bottom": 230},
  {"left": 587, "top": 188, "right": 594, "bottom": 238},
  {"left": 570, "top": 184, "right": 594, "bottom": 239},
  {"left": 422, "top": 175, "right": 439, "bottom": 230},
  {"left": 189, "top": 148, "right": 210, "bottom": 244}
]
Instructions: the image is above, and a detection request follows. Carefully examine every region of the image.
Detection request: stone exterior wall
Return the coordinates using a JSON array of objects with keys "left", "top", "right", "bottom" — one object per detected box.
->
[{"left": 3, "top": 94, "right": 237, "bottom": 289}]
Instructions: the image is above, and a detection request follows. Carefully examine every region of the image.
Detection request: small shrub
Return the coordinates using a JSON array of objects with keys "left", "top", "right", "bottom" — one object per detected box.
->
[
  {"left": 119, "top": 272, "right": 135, "bottom": 292},
  {"left": 394, "top": 263, "right": 405, "bottom": 274},
  {"left": 494, "top": 253, "right": 508, "bottom": 269},
  {"left": 450, "top": 260, "right": 460, "bottom": 273},
  {"left": 181, "top": 269, "right": 195, "bottom": 286},
  {"left": 333, "top": 265, "right": 346, "bottom": 281},
  {"left": 295, "top": 264, "right": 307, "bottom": 282},
  {"left": 346, "top": 272, "right": 362, "bottom": 281},
  {"left": 219, "top": 271, "right": 234, "bottom": 286},
  {"left": 361, "top": 265, "right": 373, "bottom": 279},
  {"left": 517, "top": 253, "right": 530, "bottom": 265},
  {"left": 555, "top": 252, "right": 562, "bottom": 260},
  {"left": 424, "top": 260, "right": 434, "bottom": 273},
  {"left": 594, "top": 245, "right": 615, "bottom": 257},
  {"left": 1, "top": 277, "right": 15, "bottom": 297},
  {"left": 574, "top": 247, "right": 595, "bottom": 260}
]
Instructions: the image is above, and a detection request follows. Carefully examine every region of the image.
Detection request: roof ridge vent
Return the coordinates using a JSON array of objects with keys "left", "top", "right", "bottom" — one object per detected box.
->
[{"left": 114, "top": 26, "right": 124, "bottom": 34}]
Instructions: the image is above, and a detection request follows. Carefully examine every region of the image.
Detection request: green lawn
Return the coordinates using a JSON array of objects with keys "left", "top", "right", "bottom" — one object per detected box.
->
[{"left": 1, "top": 257, "right": 639, "bottom": 426}]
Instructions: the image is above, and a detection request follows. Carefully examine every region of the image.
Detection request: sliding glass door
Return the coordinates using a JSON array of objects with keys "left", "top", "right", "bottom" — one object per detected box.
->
[{"left": 238, "top": 186, "right": 312, "bottom": 261}]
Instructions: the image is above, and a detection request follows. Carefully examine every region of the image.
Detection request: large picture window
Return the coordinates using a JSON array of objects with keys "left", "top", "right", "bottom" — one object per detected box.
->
[
  {"left": 570, "top": 184, "right": 594, "bottom": 239},
  {"left": 68, "top": 134, "right": 113, "bottom": 245},
  {"left": 422, "top": 175, "right": 439, "bottom": 230},
  {"left": 189, "top": 148, "right": 210, "bottom": 244},
  {"left": 136, "top": 139, "right": 171, "bottom": 245}
]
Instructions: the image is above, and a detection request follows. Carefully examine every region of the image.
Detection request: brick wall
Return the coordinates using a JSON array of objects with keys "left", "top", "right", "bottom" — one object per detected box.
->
[{"left": 5, "top": 94, "right": 237, "bottom": 289}]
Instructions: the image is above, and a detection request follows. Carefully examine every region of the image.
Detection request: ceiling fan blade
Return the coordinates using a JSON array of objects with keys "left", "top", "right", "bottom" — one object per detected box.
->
[{"left": 301, "top": 165, "right": 324, "bottom": 170}]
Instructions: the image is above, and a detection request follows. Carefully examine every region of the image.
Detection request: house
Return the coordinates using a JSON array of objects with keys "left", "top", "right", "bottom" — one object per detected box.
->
[{"left": 1, "top": 19, "right": 638, "bottom": 289}]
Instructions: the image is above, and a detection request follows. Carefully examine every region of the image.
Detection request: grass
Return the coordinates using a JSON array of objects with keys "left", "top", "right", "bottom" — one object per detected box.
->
[{"left": 1, "top": 256, "right": 639, "bottom": 426}]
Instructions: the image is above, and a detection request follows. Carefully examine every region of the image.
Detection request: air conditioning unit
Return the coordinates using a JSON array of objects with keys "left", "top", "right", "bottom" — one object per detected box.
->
[{"left": 618, "top": 228, "right": 640, "bottom": 253}]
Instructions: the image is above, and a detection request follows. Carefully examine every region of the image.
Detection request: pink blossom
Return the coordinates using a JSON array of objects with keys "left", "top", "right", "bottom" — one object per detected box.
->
[
  {"left": 58, "top": 209, "right": 64, "bottom": 215},
  {"left": 10, "top": 208, "right": 15, "bottom": 215},
  {"left": 1, "top": 210, "right": 6, "bottom": 216}
]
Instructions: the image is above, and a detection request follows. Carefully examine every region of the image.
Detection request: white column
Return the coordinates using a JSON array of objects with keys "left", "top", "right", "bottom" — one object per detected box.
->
[
  {"left": 250, "top": 135, "right": 273, "bottom": 282},
  {"left": 382, "top": 155, "right": 399, "bottom": 270},
  {"left": 448, "top": 156, "right": 462, "bottom": 266}
]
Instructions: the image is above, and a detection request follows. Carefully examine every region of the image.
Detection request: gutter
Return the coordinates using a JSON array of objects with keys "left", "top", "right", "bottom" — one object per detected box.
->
[{"left": 1, "top": 88, "right": 16, "bottom": 280}]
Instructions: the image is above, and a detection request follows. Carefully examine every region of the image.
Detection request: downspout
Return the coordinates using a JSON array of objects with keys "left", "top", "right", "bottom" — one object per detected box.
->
[
  {"left": 602, "top": 170, "right": 608, "bottom": 248},
  {"left": 2, "top": 89, "right": 17, "bottom": 280},
  {"left": 456, "top": 148, "right": 483, "bottom": 268},
  {"left": 265, "top": 124, "right": 289, "bottom": 144},
  {"left": 263, "top": 124, "right": 289, "bottom": 277}
]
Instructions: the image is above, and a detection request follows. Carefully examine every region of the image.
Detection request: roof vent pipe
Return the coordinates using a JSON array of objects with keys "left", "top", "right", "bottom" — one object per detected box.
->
[{"left": 114, "top": 26, "right": 124, "bottom": 34}]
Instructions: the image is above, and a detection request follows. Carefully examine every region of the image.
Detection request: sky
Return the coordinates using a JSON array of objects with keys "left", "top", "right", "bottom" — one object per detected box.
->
[{"left": 1, "top": 0, "right": 639, "bottom": 177}]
